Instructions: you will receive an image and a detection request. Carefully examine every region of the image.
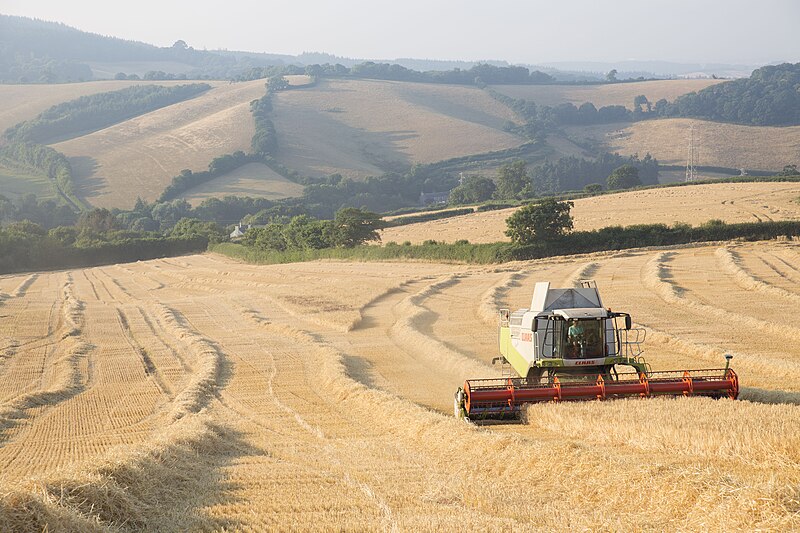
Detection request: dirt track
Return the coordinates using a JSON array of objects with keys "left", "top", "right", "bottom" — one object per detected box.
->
[{"left": 1, "top": 242, "right": 799, "bottom": 530}]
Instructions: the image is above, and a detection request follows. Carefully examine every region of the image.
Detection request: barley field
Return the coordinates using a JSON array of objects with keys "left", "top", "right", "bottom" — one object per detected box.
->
[
  {"left": 270, "top": 78, "right": 524, "bottom": 180},
  {"left": 382, "top": 181, "right": 800, "bottom": 244},
  {"left": 52, "top": 79, "right": 267, "bottom": 210},
  {"left": 492, "top": 79, "right": 724, "bottom": 109},
  {"left": 0, "top": 239, "right": 798, "bottom": 530}
]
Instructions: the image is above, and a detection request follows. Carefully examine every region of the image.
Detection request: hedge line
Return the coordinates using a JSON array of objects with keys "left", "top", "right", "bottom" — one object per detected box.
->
[
  {"left": 212, "top": 220, "right": 800, "bottom": 266},
  {"left": 0, "top": 235, "right": 208, "bottom": 274}
]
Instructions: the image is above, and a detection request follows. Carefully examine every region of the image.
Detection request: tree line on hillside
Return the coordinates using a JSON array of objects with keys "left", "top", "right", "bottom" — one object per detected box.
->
[
  {"left": 4, "top": 84, "right": 211, "bottom": 144},
  {"left": 237, "top": 62, "right": 555, "bottom": 85},
  {"left": 650, "top": 63, "right": 800, "bottom": 126},
  {"left": 445, "top": 153, "right": 659, "bottom": 205},
  {"left": 0, "top": 142, "right": 83, "bottom": 208}
]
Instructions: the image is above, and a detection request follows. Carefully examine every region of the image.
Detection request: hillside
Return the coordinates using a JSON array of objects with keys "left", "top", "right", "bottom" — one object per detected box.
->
[
  {"left": 492, "top": 79, "right": 725, "bottom": 109},
  {"left": 1, "top": 242, "right": 799, "bottom": 529},
  {"left": 0, "top": 80, "right": 221, "bottom": 134},
  {"left": 51, "top": 79, "right": 267, "bottom": 209},
  {"left": 381, "top": 182, "right": 800, "bottom": 244},
  {"left": 566, "top": 118, "right": 800, "bottom": 171},
  {"left": 271, "top": 78, "right": 525, "bottom": 179}
]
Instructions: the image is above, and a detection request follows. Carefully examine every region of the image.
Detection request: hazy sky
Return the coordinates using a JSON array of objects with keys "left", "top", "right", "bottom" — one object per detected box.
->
[{"left": 4, "top": 0, "right": 799, "bottom": 65}]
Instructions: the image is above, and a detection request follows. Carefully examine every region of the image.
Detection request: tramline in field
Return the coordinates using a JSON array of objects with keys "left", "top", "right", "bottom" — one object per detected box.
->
[{"left": 454, "top": 280, "right": 739, "bottom": 420}]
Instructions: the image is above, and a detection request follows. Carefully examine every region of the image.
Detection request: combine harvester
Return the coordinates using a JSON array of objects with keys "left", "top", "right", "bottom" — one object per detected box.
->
[{"left": 455, "top": 281, "right": 739, "bottom": 420}]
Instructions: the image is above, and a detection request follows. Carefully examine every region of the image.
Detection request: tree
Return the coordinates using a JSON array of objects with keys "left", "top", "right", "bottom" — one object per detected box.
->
[
  {"left": 606, "top": 69, "right": 618, "bottom": 82},
  {"left": 779, "top": 164, "right": 799, "bottom": 176},
  {"left": 607, "top": 164, "right": 642, "bottom": 190},
  {"left": 170, "top": 218, "right": 226, "bottom": 244},
  {"left": 495, "top": 160, "right": 532, "bottom": 200},
  {"left": 332, "top": 208, "right": 385, "bottom": 247},
  {"left": 504, "top": 199, "right": 574, "bottom": 244},
  {"left": 268, "top": 75, "right": 290, "bottom": 91},
  {"left": 584, "top": 183, "right": 603, "bottom": 194},
  {"left": 448, "top": 175, "right": 496, "bottom": 205},
  {"left": 77, "top": 208, "right": 117, "bottom": 233}
]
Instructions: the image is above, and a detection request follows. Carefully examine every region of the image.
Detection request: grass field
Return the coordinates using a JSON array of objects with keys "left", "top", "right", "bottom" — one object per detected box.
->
[
  {"left": 491, "top": 79, "right": 725, "bottom": 109},
  {"left": 0, "top": 161, "right": 54, "bottom": 200},
  {"left": 0, "top": 240, "right": 798, "bottom": 530},
  {"left": 52, "top": 79, "right": 266, "bottom": 209},
  {"left": 271, "top": 78, "right": 525, "bottom": 179},
  {"left": 382, "top": 182, "right": 800, "bottom": 244},
  {"left": 0, "top": 80, "right": 222, "bottom": 135},
  {"left": 565, "top": 118, "right": 800, "bottom": 171},
  {"left": 179, "top": 162, "right": 304, "bottom": 206}
]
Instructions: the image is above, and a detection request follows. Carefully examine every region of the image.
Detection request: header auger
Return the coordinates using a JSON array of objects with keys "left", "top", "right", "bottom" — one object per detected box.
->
[{"left": 454, "top": 280, "right": 739, "bottom": 421}]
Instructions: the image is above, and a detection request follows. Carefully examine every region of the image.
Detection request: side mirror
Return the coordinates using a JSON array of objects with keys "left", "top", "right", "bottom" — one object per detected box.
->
[
  {"left": 625, "top": 316, "right": 632, "bottom": 330},
  {"left": 532, "top": 320, "right": 538, "bottom": 333}
]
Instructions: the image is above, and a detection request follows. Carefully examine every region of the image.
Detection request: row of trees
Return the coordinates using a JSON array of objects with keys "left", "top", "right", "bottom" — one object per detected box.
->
[{"left": 237, "top": 61, "right": 555, "bottom": 86}]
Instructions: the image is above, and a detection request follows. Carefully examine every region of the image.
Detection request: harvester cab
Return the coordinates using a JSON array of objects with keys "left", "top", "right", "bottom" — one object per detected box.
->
[{"left": 455, "top": 280, "right": 739, "bottom": 421}]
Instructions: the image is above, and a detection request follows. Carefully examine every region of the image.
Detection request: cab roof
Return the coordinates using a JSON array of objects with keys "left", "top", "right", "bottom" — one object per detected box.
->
[{"left": 552, "top": 308, "right": 609, "bottom": 319}]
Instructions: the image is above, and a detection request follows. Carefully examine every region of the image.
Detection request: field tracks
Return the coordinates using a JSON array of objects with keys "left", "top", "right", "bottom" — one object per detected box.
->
[
  {"left": 478, "top": 269, "right": 527, "bottom": 325},
  {"left": 393, "top": 275, "right": 496, "bottom": 379},
  {"left": 715, "top": 246, "right": 800, "bottom": 304},
  {"left": 0, "top": 275, "right": 91, "bottom": 438},
  {"left": 148, "top": 303, "right": 225, "bottom": 421},
  {"left": 642, "top": 251, "right": 800, "bottom": 342}
]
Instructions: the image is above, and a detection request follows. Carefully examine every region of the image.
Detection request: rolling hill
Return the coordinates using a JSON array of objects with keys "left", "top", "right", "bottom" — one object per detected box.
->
[
  {"left": 381, "top": 181, "right": 800, "bottom": 244},
  {"left": 0, "top": 80, "right": 222, "bottom": 134},
  {"left": 270, "top": 78, "right": 525, "bottom": 179},
  {"left": 50, "top": 79, "right": 267, "bottom": 209}
]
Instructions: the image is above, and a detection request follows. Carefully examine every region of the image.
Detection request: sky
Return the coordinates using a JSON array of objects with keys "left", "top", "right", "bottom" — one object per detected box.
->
[{"left": 4, "top": 0, "right": 799, "bottom": 65}]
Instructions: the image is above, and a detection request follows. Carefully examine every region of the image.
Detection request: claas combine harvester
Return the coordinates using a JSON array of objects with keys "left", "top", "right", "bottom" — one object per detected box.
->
[{"left": 454, "top": 281, "right": 739, "bottom": 421}]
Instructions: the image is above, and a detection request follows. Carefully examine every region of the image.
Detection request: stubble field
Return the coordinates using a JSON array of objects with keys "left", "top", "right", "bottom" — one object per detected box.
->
[
  {"left": 1, "top": 240, "right": 799, "bottom": 530},
  {"left": 382, "top": 181, "right": 800, "bottom": 244}
]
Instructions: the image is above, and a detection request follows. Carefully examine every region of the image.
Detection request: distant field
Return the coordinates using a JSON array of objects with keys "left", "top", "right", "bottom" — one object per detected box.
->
[
  {"left": 566, "top": 118, "right": 800, "bottom": 171},
  {"left": 381, "top": 181, "right": 800, "bottom": 244},
  {"left": 53, "top": 79, "right": 266, "bottom": 209},
  {"left": 0, "top": 162, "right": 53, "bottom": 200},
  {"left": 271, "top": 78, "right": 525, "bottom": 179},
  {"left": 180, "top": 162, "right": 304, "bottom": 206},
  {"left": 492, "top": 79, "right": 725, "bottom": 109},
  {"left": 0, "top": 80, "right": 222, "bottom": 134},
  {"left": 87, "top": 61, "right": 196, "bottom": 79}
]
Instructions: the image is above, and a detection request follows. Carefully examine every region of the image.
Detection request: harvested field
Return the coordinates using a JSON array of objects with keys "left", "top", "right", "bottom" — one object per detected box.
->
[
  {"left": 271, "top": 78, "right": 524, "bottom": 179},
  {"left": 179, "top": 162, "right": 304, "bottom": 206},
  {"left": 382, "top": 181, "right": 800, "bottom": 244},
  {"left": 0, "top": 80, "right": 220, "bottom": 134},
  {"left": 565, "top": 118, "right": 800, "bottom": 171},
  {"left": 52, "top": 79, "right": 266, "bottom": 209},
  {"left": 492, "top": 79, "right": 724, "bottom": 109},
  {"left": 1, "top": 241, "right": 799, "bottom": 530}
]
